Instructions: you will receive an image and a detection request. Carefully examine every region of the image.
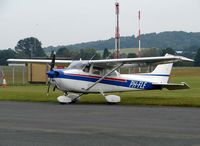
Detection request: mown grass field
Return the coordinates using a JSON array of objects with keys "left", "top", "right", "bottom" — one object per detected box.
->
[{"left": 0, "top": 67, "right": 200, "bottom": 107}]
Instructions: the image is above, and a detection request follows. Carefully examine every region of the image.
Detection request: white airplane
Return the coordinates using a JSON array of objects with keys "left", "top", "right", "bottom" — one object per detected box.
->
[{"left": 7, "top": 53, "right": 193, "bottom": 104}]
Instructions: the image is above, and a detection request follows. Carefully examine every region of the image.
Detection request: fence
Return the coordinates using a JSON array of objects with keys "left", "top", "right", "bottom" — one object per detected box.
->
[
  {"left": 0, "top": 64, "right": 155, "bottom": 86},
  {"left": 0, "top": 66, "right": 28, "bottom": 85}
]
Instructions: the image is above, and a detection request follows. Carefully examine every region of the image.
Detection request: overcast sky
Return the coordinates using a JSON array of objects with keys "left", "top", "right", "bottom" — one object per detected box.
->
[{"left": 0, "top": 0, "right": 200, "bottom": 49}]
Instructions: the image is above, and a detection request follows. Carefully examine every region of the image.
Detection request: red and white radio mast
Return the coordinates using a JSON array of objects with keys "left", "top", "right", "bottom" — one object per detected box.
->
[
  {"left": 138, "top": 10, "right": 141, "bottom": 57},
  {"left": 138, "top": 10, "right": 141, "bottom": 72},
  {"left": 115, "top": 1, "right": 120, "bottom": 59}
]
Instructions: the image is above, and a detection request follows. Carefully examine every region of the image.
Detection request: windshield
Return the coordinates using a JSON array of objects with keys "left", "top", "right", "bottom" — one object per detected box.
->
[
  {"left": 67, "top": 61, "right": 88, "bottom": 70},
  {"left": 67, "top": 61, "right": 118, "bottom": 77}
]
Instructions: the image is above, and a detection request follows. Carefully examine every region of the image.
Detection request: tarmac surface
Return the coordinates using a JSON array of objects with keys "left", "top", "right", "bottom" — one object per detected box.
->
[{"left": 0, "top": 101, "right": 200, "bottom": 146}]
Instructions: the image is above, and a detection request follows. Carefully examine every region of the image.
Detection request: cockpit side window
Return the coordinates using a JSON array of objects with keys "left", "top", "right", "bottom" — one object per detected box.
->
[
  {"left": 83, "top": 65, "right": 90, "bottom": 73},
  {"left": 92, "top": 66, "right": 102, "bottom": 75},
  {"left": 90, "top": 66, "right": 118, "bottom": 77},
  {"left": 103, "top": 69, "right": 117, "bottom": 77}
]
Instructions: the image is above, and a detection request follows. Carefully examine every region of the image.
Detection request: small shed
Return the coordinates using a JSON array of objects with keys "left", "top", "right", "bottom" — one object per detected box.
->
[
  {"left": 27, "top": 63, "right": 66, "bottom": 84},
  {"left": 28, "top": 63, "right": 49, "bottom": 83}
]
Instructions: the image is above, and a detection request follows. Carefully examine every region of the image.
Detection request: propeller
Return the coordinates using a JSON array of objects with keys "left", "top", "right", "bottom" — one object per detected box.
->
[
  {"left": 50, "top": 51, "right": 56, "bottom": 71},
  {"left": 47, "top": 51, "right": 56, "bottom": 95}
]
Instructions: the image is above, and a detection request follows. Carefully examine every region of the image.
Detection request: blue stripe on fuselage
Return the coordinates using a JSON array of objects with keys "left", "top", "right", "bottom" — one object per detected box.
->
[
  {"left": 53, "top": 71, "right": 159, "bottom": 90},
  {"left": 139, "top": 74, "right": 169, "bottom": 77}
]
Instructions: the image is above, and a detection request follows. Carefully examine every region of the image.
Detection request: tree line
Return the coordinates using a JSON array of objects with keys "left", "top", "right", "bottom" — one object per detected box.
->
[
  {"left": 49, "top": 31, "right": 200, "bottom": 51},
  {"left": 0, "top": 37, "right": 200, "bottom": 67}
]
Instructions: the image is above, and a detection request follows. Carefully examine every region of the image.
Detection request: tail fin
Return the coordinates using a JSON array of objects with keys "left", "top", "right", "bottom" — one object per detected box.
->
[{"left": 149, "top": 63, "right": 173, "bottom": 84}]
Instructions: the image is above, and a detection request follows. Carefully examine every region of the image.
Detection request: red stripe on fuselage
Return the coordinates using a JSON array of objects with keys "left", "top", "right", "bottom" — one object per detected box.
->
[{"left": 66, "top": 73, "right": 126, "bottom": 82}]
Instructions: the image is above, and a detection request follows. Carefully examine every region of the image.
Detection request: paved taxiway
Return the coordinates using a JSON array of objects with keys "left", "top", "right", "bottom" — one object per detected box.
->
[{"left": 0, "top": 101, "right": 200, "bottom": 146}]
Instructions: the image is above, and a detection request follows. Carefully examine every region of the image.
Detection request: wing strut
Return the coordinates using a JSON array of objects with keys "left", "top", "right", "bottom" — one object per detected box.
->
[
  {"left": 71, "top": 63, "right": 123, "bottom": 102},
  {"left": 86, "top": 63, "right": 123, "bottom": 91}
]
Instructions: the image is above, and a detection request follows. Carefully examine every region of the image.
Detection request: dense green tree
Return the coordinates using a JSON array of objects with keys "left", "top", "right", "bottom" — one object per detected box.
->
[
  {"left": 141, "top": 48, "right": 159, "bottom": 57},
  {"left": 109, "top": 52, "right": 115, "bottom": 59},
  {"left": 160, "top": 48, "right": 176, "bottom": 56},
  {"left": 194, "top": 48, "right": 200, "bottom": 67},
  {"left": 102, "top": 48, "right": 110, "bottom": 59},
  {"left": 127, "top": 53, "right": 137, "bottom": 58},
  {"left": 120, "top": 53, "right": 127, "bottom": 58},
  {"left": 56, "top": 47, "right": 71, "bottom": 58},
  {"left": 182, "top": 45, "right": 200, "bottom": 59},
  {"left": 79, "top": 48, "right": 101, "bottom": 60},
  {"left": 15, "top": 37, "right": 46, "bottom": 58},
  {"left": 70, "top": 51, "right": 81, "bottom": 60},
  {"left": 0, "top": 48, "right": 16, "bottom": 65}
]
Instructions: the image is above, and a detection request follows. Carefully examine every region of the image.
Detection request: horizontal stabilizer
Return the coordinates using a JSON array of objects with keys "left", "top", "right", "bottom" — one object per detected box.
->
[{"left": 153, "top": 82, "right": 190, "bottom": 90}]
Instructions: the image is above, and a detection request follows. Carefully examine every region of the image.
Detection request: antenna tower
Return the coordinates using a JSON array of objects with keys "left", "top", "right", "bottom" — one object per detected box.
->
[{"left": 115, "top": 1, "right": 120, "bottom": 59}]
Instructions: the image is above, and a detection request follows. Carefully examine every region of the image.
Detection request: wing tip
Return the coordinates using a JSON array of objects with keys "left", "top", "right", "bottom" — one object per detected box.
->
[{"left": 165, "top": 53, "right": 194, "bottom": 62}]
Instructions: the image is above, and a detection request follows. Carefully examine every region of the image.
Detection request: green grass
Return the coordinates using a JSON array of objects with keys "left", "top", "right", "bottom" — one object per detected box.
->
[
  {"left": 0, "top": 67, "right": 200, "bottom": 107},
  {"left": 0, "top": 85, "right": 59, "bottom": 102}
]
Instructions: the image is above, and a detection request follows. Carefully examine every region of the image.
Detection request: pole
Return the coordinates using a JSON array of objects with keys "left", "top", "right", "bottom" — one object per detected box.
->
[
  {"left": 115, "top": 1, "right": 120, "bottom": 59},
  {"left": 138, "top": 10, "right": 141, "bottom": 72},
  {"left": 12, "top": 67, "right": 15, "bottom": 85},
  {"left": 22, "top": 66, "right": 25, "bottom": 85}
]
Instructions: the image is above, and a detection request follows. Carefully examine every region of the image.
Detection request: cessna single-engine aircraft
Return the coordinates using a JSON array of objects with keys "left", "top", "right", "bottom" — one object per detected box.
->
[{"left": 7, "top": 53, "right": 193, "bottom": 104}]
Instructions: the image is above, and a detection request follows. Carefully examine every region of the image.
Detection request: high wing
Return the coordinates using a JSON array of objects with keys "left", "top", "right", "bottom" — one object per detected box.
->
[
  {"left": 7, "top": 54, "right": 193, "bottom": 66},
  {"left": 88, "top": 54, "right": 193, "bottom": 66},
  {"left": 7, "top": 59, "right": 73, "bottom": 64}
]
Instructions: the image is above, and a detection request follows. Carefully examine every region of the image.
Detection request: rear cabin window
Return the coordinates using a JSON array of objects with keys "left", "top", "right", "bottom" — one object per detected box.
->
[{"left": 91, "top": 67, "right": 117, "bottom": 77}]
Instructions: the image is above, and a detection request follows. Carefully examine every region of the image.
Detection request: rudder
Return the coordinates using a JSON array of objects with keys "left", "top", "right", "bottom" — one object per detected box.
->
[{"left": 149, "top": 63, "right": 173, "bottom": 84}]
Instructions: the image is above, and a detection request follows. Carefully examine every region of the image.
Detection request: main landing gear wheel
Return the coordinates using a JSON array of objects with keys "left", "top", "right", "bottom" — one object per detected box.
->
[
  {"left": 57, "top": 93, "right": 80, "bottom": 104},
  {"left": 100, "top": 92, "right": 121, "bottom": 104},
  {"left": 105, "top": 95, "right": 121, "bottom": 104}
]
